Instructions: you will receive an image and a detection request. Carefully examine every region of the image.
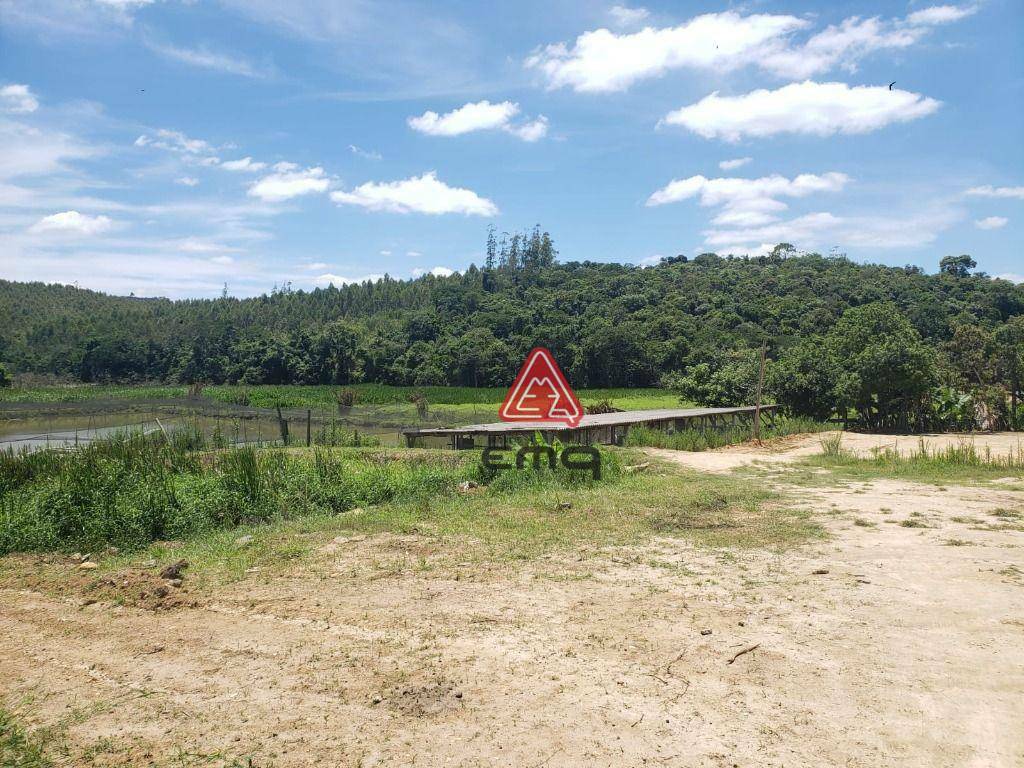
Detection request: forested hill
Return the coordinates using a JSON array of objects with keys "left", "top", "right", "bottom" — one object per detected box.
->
[{"left": 1, "top": 250, "right": 1022, "bottom": 394}]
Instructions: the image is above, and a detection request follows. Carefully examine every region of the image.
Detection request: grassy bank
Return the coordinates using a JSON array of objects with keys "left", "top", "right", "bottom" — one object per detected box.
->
[
  {"left": 624, "top": 416, "right": 828, "bottom": 452},
  {"left": 799, "top": 434, "right": 1024, "bottom": 486}
]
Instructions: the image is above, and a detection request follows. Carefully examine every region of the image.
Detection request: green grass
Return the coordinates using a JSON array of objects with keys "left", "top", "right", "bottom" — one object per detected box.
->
[
  {"left": 624, "top": 416, "right": 828, "bottom": 452},
  {"left": 0, "top": 708, "right": 52, "bottom": 768},
  {"left": 0, "top": 383, "right": 682, "bottom": 410},
  {"left": 792, "top": 435, "right": 1024, "bottom": 487},
  {"left": 0, "top": 428, "right": 623, "bottom": 555}
]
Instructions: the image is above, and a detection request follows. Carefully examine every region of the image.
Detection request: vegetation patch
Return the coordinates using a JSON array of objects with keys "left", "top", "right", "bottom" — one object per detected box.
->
[
  {"left": 624, "top": 416, "right": 827, "bottom": 452},
  {"left": 0, "top": 708, "right": 52, "bottom": 768}
]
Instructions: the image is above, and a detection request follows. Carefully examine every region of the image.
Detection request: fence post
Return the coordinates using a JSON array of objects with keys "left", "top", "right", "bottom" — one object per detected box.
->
[
  {"left": 753, "top": 340, "right": 767, "bottom": 443},
  {"left": 306, "top": 409, "right": 312, "bottom": 447}
]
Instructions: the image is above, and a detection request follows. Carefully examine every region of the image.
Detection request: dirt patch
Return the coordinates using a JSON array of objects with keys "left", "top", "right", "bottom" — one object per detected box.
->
[
  {"left": 649, "top": 430, "right": 1024, "bottom": 472},
  {"left": 2, "top": 444, "right": 1023, "bottom": 767}
]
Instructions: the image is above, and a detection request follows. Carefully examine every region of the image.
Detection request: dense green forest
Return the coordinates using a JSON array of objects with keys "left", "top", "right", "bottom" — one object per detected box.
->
[{"left": 2, "top": 231, "right": 1023, "bottom": 429}]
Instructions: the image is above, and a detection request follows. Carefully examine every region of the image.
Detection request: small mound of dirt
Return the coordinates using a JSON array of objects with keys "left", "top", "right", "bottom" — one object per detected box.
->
[
  {"left": 85, "top": 568, "right": 200, "bottom": 611},
  {"left": 383, "top": 676, "right": 462, "bottom": 717}
]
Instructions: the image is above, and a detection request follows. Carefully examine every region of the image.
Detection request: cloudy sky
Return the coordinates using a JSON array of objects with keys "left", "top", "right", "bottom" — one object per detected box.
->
[{"left": 1, "top": 0, "right": 1021, "bottom": 297}]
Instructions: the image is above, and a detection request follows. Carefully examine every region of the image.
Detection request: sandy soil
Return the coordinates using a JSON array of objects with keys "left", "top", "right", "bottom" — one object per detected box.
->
[
  {"left": 649, "top": 430, "right": 1024, "bottom": 472},
  {"left": 2, "top": 439, "right": 1023, "bottom": 767}
]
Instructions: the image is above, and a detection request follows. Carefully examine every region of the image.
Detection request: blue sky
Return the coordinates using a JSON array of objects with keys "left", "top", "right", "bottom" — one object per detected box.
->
[{"left": 1, "top": 0, "right": 1021, "bottom": 298}]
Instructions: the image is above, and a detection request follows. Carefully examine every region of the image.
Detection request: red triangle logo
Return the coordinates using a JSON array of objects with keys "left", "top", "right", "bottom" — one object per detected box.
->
[{"left": 500, "top": 348, "right": 583, "bottom": 427}]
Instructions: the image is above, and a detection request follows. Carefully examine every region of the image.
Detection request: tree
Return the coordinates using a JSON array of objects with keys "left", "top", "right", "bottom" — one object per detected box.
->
[
  {"left": 939, "top": 254, "right": 977, "bottom": 278},
  {"left": 826, "top": 302, "right": 938, "bottom": 430},
  {"left": 994, "top": 316, "right": 1024, "bottom": 429},
  {"left": 0, "top": 362, "right": 12, "bottom": 388},
  {"left": 768, "top": 340, "right": 846, "bottom": 421}
]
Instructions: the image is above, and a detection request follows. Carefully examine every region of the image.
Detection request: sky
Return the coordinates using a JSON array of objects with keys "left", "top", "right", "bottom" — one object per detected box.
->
[{"left": 1, "top": 0, "right": 1022, "bottom": 298}]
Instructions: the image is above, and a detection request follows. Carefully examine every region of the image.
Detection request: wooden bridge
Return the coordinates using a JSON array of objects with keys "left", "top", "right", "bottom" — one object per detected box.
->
[{"left": 402, "top": 405, "right": 778, "bottom": 449}]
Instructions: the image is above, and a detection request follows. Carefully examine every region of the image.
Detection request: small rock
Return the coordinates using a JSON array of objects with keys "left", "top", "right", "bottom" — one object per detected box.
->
[
  {"left": 812, "top": 568, "right": 830, "bottom": 575},
  {"left": 738, "top": 621, "right": 745, "bottom": 627},
  {"left": 700, "top": 629, "right": 712, "bottom": 636},
  {"left": 142, "top": 559, "right": 157, "bottom": 568},
  {"left": 80, "top": 598, "right": 97, "bottom": 608},
  {"left": 105, "top": 546, "right": 119, "bottom": 555},
  {"left": 154, "top": 586, "right": 169, "bottom": 598},
  {"left": 168, "top": 578, "right": 183, "bottom": 588},
  {"left": 159, "top": 559, "right": 189, "bottom": 580},
  {"left": 453, "top": 690, "right": 463, "bottom": 699},
  {"left": 235, "top": 535, "right": 254, "bottom": 547},
  {"left": 71, "top": 552, "right": 83, "bottom": 562},
  {"left": 78, "top": 561, "right": 99, "bottom": 570},
  {"left": 457, "top": 480, "right": 479, "bottom": 492},
  {"left": 556, "top": 502, "right": 572, "bottom": 511},
  {"left": 370, "top": 694, "right": 382, "bottom": 705}
]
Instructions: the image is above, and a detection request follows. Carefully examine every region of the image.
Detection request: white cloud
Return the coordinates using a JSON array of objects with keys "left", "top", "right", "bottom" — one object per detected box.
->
[
  {"left": 209, "top": 254, "right": 234, "bottom": 265},
  {"left": 135, "top": 128, "right": 213, "bottom": 155},
  {"left": 313, "top": 272, "right": 385, "bottom": 287},
  {"left": 408, "top": 100, "right": 547, "bottom": 141},
  {"left": 248, "top": 162, "right": 329, "bottom": 202},
  {"left": 95, "top": 0, "right": 154, "bottom": 7},
  {"left": 411, "top": 266, "right": 455, "bottom": 277},
  {"left": 0, "top": 121, "right": 100, "bottom": 179},
  {"left": 348, "top": 144, "right": 382, "bottom": 160},
  {"left": 330, "top": 172, "right": 497, "bottom": 216},
  {"left": 965, "top": 185, "right": 1024, "bottom": 200},
  {"left": 528, "top": 11, "right": 808, "bottom": 93},
  {"left": 1, "top": 84, "right": 39, "bottom": 114},
  {"left": 608, "top": 5, "right": 649, "bottom": 28},
  {"left": 29, "top": 210, "right": 113, "bottom": 235},
  {"left": 379, "top": 249, "right": 392, "bottom": 256},
  {"left": 637, "top": 254, "right": 663, "bottom": 267},
  {"left": 975, "top": 216, "right": 1008, "bottom": 230},
  {"left": 996, "top": 273, "right": 1024, "bottom": 284},
  {"left": 221, "top": 156, "right": 267, "bottom": 172},
  {"left": 719, "top": 157, "right": 752, "bottom": 171},
  {"left": 702, "top": 207, "right": 961, "bottom": 254},
  {"left": 409, "top": 100, "right": 517, "bottom": 136},
  {"left": 506, "top": 116, "right": 549, "bottom": 142},
  {"left": 647, "top": 172, "right": 849, "bottom": 229},
  {"left": 176, "top": 176, "right": 199, "bottom": 186},
  {"left": 905, "top": 5, "right": 977, "bottom": 26},
  {"left": 406, "top": 250, "right": 422, "bottom": 257},
  {"left": 662, "top": 81, "right": 940, "bottom": 141},
  {"left": 147, "top": 42, "right": 272, "bottom": 79},
  {"left": 528, "top": 8, "right": 975, "bottom": 92}
]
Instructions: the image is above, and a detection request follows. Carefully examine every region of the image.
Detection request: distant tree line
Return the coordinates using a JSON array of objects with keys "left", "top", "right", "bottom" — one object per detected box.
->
[{"left": 1, "top": 228, "right": 1022, "bottom": 429}]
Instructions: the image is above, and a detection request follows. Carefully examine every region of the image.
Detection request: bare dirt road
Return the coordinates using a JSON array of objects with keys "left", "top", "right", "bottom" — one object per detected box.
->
[{"left": 2, "top": 435, "right": 1023, "bottom": 767}]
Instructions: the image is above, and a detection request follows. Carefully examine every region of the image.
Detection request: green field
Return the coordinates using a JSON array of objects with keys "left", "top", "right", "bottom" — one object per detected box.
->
[{"left": 0, "top": 383, "right": 684, "bottom": 413}]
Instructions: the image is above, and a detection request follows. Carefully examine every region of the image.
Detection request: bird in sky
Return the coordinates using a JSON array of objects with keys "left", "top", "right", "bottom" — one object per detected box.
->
[{"left": 889, "top": 81, "right": 896, "bottom": 90}]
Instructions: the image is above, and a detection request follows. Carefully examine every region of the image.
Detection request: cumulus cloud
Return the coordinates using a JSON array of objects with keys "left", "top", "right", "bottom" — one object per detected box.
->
[
  {"left": 662, "top": 81, "right": 940, "bottom": 141},
  {"left": 1, "top": 84, "right": 39, "bottom": 113},
  {"left": 408, "top": 100, "right": 547, "bottom": 141},
  {"left": 330, "top": 172, "right": 497, "bottom": 216},
  {"left": 975, "top": 216, "right": 1008, "bottom": 230},
  {"left": 248, "top": 162, "right": 329, "bottom": 202},
  {"left": 608, "top": 5, "right": 650, "bottom": 28},
  {"left": 647, "top": 172, "right": 849, "bottom": 229},
  {"left": 176, "top": 176, "right": 199, "bottom": 186},
  {"left": 965, "top": 185, "right": 1024, "bottom": 200},
  {"left": 719, "top": 157, "right": 752, "bottom": 171},
  {"left": 527, "top": 11, "right": 807, "bottom": 92},
  {"left": 135, "top": 128, "right": 213, "bottom": 155},
  {"left": 29, "top": 210, "right": 114, "bottom": 235},
  {"left": 528, "top": 8, "right": 975, "bottom": 91},
  {"left": 412, "top": 266, "right": 455, "bottom": 277},
  {"left": 221, "top": 156, "right": 267, "bottom": 172}
]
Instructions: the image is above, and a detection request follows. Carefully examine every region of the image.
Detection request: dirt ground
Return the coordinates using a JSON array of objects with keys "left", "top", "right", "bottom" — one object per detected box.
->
[{"left": 2, "top": 434, "right": 1023, "bottom": 767}]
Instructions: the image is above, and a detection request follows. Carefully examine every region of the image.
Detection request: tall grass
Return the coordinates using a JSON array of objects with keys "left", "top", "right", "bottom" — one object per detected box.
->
[
  {"left": 0, "top": 429, "right": 619, "bottom": 555},
  {"left": 625, "top": 416, "right": 828, "bottom": 452}
]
